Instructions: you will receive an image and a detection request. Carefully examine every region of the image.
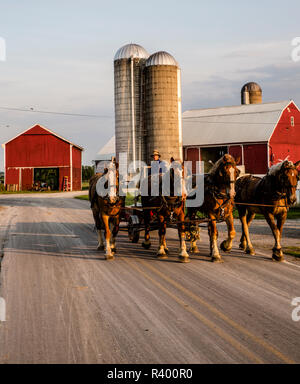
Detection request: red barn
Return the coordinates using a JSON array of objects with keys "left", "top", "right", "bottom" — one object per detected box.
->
[
  {"left": 2, "top": 124, "right": 83, "bottom": 191},
  {"left": 183, "top": 101, "right": 300, "bottom": 175}
]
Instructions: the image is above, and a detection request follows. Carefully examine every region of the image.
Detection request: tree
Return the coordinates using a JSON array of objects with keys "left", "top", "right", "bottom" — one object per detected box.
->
[{"left": 82, "top": 165, "right": 94, "bottom": 182}]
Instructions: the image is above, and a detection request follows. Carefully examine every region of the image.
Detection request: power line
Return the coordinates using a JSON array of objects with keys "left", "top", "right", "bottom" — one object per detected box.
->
[
  {"left": 0, "top": 106, "right": 113, "bottom": 119},
  {"left": 0, "top": 105, "right": 298, "bottom": 126}
]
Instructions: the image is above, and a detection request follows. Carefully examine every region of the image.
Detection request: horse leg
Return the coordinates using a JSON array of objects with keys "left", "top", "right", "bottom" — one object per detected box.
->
[
  {"left": 264, "top": 212, "right": 285, "bottom": 262},
  {"left": 190, "top": 236, "right": 200, "bottom": 254},
  {"left": 208, "top": 216, "right": 223, "bottom": 263},
  {"left": 102, "top": 215, "right": 114, "bottom": 260},
  {"left": 187, "top": 210, "right": 199, "bottom": 253},
  {"left": 110, "top": 217, "right": 119, "bottom": 254},
  {"left": 178, "top": 211, "right": 190, "bottom": 263},
  {"left": 190, "top": 222, "right": 200, "bottom": 254},
  {"left": 142, "top": 209, "right": 151, "bottom": 250},
  {"left": 240, "top": 212, "right": 255, "bottom": 255},
  {"left": 238, "top": 207, "right": 247, "bottom": 251},
  {"left": 220, "top": 214, "right": 236, "bottom": 253},
  {"left": 93, "top": 209, "right": 105, "bottom": 251},
  {"left": 163, "top": 238, "right": 169, "bottom": 254},
  {"left": 244, "top": 211, "right": 256, "bottom": 252},
  {"left": 97, "top": 230, "right": 105, "bottom": 251},
  {"left": 274, "top": 212, "right": 287, "bottom": 262},
  {"left": 157, "top": 215, "right": 168, "bottom": 259}
]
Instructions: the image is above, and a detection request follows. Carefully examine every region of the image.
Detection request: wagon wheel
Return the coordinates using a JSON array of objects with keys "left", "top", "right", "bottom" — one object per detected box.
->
[{"left": 128, "top": 215, "right": 140, "bottom": 243}]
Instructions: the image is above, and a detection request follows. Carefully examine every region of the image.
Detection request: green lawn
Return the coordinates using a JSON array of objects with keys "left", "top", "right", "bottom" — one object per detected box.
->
[
  {"left": 82, "top": 181, "right": 89, "bottom": 191},
  {"left": 233, "top": 207, "right": 300, "bottom": 220},
  {"left": 0, "top": 190, "right": 59, "bottom": 195},
  {"left": 286, "top": 207, "right": 300, "bottom": 220},
  {"left": 76, "top": 194, "right": 300, "bottom": 220},
  {"left": 75, "top": 195, "right": 89, "bottom": 201},
  {"left": 0, "top": 180, "right": 90, "bottom": 194},
  {"left": 75, "top": 194, "right": 136, "bottom": 206},
  {"left": 284, "top": 247, "right": 300, "bottom": 258}
]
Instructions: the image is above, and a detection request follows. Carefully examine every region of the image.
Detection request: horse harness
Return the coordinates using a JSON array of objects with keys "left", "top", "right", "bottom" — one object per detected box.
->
[
  {"left": 205, "top": 175, "right": 234, "bottom": 220},
  {"left": 254, "top": 171, "right": 297, "bottom": 208}
]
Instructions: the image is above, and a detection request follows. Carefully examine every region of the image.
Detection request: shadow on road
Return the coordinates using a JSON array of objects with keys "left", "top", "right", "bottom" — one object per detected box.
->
[{"left": 3, "top": 220, "right": 274, "bottom": 264}]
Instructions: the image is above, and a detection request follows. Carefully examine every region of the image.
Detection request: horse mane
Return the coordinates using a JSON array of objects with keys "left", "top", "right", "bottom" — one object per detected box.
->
[
  {"left": 208, "top": 154, "right": 235, "bottom": 176},
  {"left": 268, "top": 160, "right": 294, "bottom": 176}
]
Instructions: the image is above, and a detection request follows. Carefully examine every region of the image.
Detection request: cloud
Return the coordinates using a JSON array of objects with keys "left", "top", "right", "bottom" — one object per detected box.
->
[{"left": 182, "top": 61, "right": 300, "bottom": 110}]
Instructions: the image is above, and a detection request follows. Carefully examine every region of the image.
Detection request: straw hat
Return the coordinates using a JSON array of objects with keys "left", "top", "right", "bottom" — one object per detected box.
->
[{"left": 151, "top": 150, "right": 161, "bottom": 158}]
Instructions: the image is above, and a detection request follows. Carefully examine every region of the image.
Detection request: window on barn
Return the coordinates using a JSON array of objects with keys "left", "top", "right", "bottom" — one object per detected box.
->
[{"left": 291, "top": 117, "right": 295, "bottom": 127}]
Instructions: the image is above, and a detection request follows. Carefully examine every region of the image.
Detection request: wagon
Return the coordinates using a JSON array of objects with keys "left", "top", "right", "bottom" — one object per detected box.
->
[
  {"left": 120, "top": 200, "right": 214, "bottom": 245},
  {"left": 120, "top": 202, "right": 167, "bottom": 244}
]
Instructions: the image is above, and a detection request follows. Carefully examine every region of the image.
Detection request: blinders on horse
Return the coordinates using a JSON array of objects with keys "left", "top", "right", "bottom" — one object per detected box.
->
[
  {"left": 218, "top": 161, "right": 240, "bottom": 181},
  {"left": 277, "top": 164, "right": 299, "bottom": 189}
]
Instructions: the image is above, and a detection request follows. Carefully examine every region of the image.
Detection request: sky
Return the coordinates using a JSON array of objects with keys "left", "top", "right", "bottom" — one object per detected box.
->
[{"left": 0, "top": 0, "right": 299, "bottom": 170}]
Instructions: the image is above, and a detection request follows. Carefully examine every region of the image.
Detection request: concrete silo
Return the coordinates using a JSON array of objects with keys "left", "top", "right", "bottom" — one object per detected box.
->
[
  {"left": 241, "top": 82, "right": 262, "bottom": 105},
  {"left": 144, "top": 51, "right": 183, "bottom": 163},
  {"left": 114, "top": 44, "right": 149, "bottom": 167}
]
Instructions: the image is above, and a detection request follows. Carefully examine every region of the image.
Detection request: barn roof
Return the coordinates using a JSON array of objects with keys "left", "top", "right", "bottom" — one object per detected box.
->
[
  {"left": 183, "top": 101, "right": 296, "bottom": 147},
  {"left": 94, "top": 136, "right": 115, "bottom": 160},
  {"left": 2, "top": 124, "right": 84, "bottom": 150}
]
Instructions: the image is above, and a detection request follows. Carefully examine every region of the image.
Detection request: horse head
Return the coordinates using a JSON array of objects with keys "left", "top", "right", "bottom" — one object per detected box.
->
[
  {"left": 169, "top": 158, "right": 186, "bottom": 198},
  {"left": 210, "top": 154, "right": 240, "bottom": 199},
  {"left": 270, "top": 160, "right": 299, "bottom": 205},
  {"left": 96, "top": 160, "right": 120, "bottom": 205}
]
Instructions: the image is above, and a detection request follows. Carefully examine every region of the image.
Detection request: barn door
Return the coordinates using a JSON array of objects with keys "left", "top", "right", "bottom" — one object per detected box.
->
[
  {"left": 186, "top": 148, "right": 200, "bottom": 174},
  {"left": 228, "top": 146, "right": 242, "bottom": 165},
  {"left": 244, "top": 144, "right": 268, "bottom": 175},
  {"left": 34, "top": 168, "right": 59, "bottom": 191},
  {"left": 21, "top": 169, "right": 33, "bottom": 191}
]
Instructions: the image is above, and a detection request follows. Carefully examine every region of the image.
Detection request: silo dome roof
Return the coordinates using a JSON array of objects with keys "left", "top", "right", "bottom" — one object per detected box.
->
[
  {"left": 114, "top": 44, "right": 149, "bottom": 61},
  {"left": 242, "top": 82, "right": 262, "bottom": 92},
  {"left": 146, "top": 51, "right": 179, "bottom": 67}
]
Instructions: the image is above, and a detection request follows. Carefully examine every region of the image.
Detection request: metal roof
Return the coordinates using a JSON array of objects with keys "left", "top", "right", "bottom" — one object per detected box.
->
[
  {"left": 183, "top": 101, "right": 294, "bottom": 147},
  {"left": 241, "top": 82, "right": 262, "bottom": 92},
  {"left": 146, "top": 51, "right": 179, "bottom": 67},
  {"left": 95, "top": 136, "right": 115, "bottom": 161},
  {"left": 114, "top": 44, "right": 149, "bottom": 61}
]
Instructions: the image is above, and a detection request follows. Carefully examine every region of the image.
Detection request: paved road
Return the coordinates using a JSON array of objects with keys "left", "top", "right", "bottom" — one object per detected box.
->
[{"left": 0, "top": 193, "right": 299, "bottom": 364}]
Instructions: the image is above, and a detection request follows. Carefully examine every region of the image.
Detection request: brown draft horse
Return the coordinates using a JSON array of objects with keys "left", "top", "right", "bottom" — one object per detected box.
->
[
  {"left": 89, "top": 162, "right": 125, "bottom": 260},
  {"left": 141, "top": 160, "right": 189, "bottom": 263},
  {"left": 235, "top": 160, "right": 300, "bottom": 262},
  {"left": 187, "top": 154, "right": 240, "bottom": 263}
]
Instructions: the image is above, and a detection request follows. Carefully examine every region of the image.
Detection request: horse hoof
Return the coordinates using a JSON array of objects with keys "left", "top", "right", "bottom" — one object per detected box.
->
[
  {"left": 106, "top": 254, "right": 115, "bottom": 261},
  {"left": 239, "top": 243, "right": 247, "bottom": 251},
  {"left": 190, "top": 247, "right": 199, "bottom": 254},
  {"left": 179, "top": 256, "right": 190, "bottom": 263},
  {"left": 220, "top": 241, "right": 232, "bottom": 253},
  {"left": 157, "top": 254, "right": 168, "bottom": 260},
  {"left": 246, "top": 248, "right": 255, "bottom": 256},
  {"left": 97, "top": 245, "right": 105, "bottom": 251},
  {"left": 142, "top": 242, "right": 151, "bottom": 250},
  {"left": 157, "top": 248, "right": 167, "bottom": 257},
  {"left": 212, "top": 257, "right": 224, "bottom": 264},
  {"left": 272, "top": 249, "right": 284, "bottom": 262},
  {"left": 272, "top": 255, "right": 284, "bottom": 262}
]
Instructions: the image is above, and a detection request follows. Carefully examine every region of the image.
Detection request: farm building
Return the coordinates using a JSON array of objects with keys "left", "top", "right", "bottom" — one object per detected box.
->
[
  {"left": 183, "top": 100, "right": 300, "bottom": 175},
  {"left": 2, "top": 124, "right": 83, "bottom": 191},
  {"left": 93, "top": 136, "right": 115, "bottom": 170}
]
